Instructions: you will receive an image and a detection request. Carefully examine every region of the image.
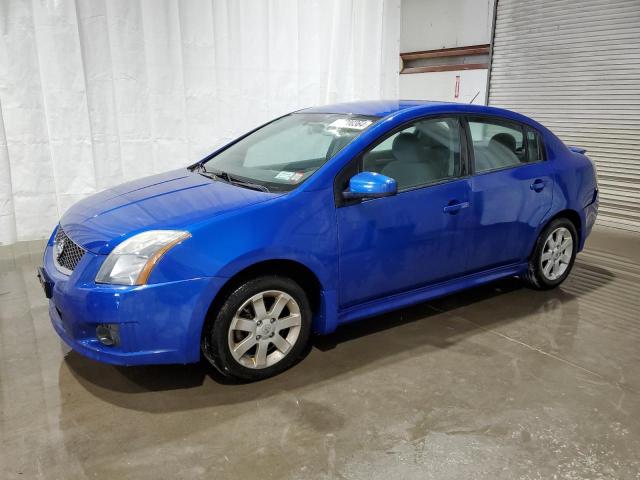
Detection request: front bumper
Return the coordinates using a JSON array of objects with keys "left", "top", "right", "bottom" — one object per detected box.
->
[{"left": 42, "top": 242, "right": 224, "bottom": 365}]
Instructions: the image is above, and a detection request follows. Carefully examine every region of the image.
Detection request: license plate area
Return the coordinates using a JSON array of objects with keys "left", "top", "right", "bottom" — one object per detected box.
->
[{"left": 37, "top": 267, "right": 54, "bottom": 299}]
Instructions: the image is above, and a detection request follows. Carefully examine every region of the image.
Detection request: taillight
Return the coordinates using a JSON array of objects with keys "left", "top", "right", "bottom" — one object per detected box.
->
[{"left": 586, "top": 154, "right": 598, "bottom": 186}]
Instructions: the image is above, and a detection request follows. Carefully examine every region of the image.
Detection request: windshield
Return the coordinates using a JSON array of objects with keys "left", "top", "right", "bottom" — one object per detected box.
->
[{"left": 200, "top": 113, "right": 378, "bottom": 192}]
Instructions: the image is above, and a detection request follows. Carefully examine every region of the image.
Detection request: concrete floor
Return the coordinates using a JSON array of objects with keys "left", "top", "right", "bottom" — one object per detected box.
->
[{"left": 1, "top": 226, "right": 639, "bottom": 479}]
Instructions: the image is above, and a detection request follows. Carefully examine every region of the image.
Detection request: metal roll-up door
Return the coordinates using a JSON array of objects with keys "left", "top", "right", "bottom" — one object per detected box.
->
[{"left": 488, "top": 0, "right": 640, "bottom": 232}]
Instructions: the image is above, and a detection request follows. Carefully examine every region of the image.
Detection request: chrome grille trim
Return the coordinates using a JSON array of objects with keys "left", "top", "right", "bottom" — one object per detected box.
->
[{"left": 53, "top": 227, "right": 86, "bottom": 275}]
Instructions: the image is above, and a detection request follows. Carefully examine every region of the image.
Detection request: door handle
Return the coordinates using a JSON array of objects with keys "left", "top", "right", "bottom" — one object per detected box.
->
[
  {"left": 530, "top": 179, "right": 546, "bottom": 192},
  {"left": 443, "top": 201, "right": 470, "bottom": 214}
]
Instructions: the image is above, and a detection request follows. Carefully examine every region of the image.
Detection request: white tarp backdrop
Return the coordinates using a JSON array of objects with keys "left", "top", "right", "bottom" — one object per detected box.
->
[{"left": 0, "top": 0, "right": 400, "bottom": 246}]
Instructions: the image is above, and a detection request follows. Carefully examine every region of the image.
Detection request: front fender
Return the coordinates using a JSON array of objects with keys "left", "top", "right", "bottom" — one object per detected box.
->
[
  {"left": 149, "top": 188, "right": 338, "bottom": 284},
  {"left": 146, "top": 188, "right": 341, "bottom": 334}
]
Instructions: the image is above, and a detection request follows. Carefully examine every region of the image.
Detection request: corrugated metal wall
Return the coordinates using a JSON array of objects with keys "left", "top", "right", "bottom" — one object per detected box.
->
[{"left": 488, "top": 0, "right": 640, "bottom": 232}]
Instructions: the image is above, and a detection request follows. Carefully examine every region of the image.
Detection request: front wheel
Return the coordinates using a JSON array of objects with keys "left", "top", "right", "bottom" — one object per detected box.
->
[
  {"left": 524, "top": 218, "right": 578, "bottom": 290},
  {"left": 202, "top": 276, "right": 312, "bottom": 381}
]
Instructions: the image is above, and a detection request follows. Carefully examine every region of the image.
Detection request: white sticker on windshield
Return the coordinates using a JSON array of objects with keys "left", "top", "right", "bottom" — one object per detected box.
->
[
  {"left": 290, "top": 172, "right": 304, "bottom": 182},
  {"left": 328, "top": 118, "right": 373, "bottom": 130},
  {"left": 275, "top": 171, "right": 295, "bottom": 180}
]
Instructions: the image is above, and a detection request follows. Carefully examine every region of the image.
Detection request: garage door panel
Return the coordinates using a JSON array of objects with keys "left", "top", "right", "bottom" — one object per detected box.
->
[{"left": 489, "top": 0, "right": 640, "bottom": 232}]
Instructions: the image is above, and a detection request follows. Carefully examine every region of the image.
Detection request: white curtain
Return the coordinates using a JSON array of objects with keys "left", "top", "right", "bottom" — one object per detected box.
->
[{"left": 0, "top": 0, "right": 400, "bottom": 246}]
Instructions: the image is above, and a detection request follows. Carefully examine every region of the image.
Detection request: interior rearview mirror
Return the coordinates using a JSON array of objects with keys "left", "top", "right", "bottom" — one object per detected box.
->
[{"left": 342, "top": 171, "right": 397, "bottom": 199}]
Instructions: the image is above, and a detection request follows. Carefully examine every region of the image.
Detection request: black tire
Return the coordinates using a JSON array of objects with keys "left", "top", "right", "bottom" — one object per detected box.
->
[
  {"left": 523, "top": 218, "right": 578, "bottom": 290},
  {"left": 201, "top": 275, "right": 312, "bottom": 381}
]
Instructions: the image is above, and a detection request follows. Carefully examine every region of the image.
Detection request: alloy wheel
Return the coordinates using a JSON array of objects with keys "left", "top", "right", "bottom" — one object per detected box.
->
[
  {"left": 227, "top": 290, "right": 302, "bottom": 369},
  {"left": 540, "top": 226, "right": 573, "bottom": 281}
]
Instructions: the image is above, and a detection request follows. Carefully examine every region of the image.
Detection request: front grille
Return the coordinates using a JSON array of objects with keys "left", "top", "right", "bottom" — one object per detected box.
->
[{"left": 53, "top": 227, "right": 86, "bottom": 274}]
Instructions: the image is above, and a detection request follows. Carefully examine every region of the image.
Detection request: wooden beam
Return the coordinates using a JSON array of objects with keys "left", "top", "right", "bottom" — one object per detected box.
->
[
  {"left": 400, "top": 44, "right": 490, "bottom": 62},
  {"left": 401, "top": 63, "right": 489, "bottom": 74}
]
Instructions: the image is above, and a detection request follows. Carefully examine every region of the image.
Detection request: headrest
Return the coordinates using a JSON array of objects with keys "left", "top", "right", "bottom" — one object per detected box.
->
[
  {"left": 490, "top": 133, "right": 517, "bottom": 153},
  {"left": 392, "top": 132, "right": 420, "bottom": 152},
  {"left": 416, "top": 122, "right": 449, "bottom": 149}
]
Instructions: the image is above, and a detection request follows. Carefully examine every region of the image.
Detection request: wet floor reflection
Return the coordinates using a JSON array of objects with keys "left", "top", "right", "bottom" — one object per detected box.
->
[{"left": 1, "top": 230, "right": 640, "bottom": 479}]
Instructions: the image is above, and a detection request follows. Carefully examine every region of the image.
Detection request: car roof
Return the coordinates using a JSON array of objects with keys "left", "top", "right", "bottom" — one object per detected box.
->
[
  {"left": 301, "top": 100, "right": 446, "bottom": 117},
  {"left": 300, "top": 100, "right": 546, "bottom": 132}
]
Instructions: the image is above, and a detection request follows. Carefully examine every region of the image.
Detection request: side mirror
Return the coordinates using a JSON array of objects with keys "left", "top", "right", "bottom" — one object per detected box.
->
[{"left": 343, "top": 171, "right": 397, "bottom": 199}]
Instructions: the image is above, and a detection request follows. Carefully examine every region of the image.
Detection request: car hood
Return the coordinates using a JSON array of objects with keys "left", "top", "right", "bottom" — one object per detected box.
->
[{"left": 60, "top": 169, "right": 277, "bottom": 254}]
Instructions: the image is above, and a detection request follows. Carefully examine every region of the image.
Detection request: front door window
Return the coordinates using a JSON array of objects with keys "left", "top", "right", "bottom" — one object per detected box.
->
[{"left": 362, "top": 117, "right": 463, "bottom": 190}]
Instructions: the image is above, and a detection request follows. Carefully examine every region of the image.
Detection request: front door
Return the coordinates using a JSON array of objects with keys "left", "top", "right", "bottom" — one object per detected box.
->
[{"left": 337, "top": 116, "right": 472, "bottom": 308}]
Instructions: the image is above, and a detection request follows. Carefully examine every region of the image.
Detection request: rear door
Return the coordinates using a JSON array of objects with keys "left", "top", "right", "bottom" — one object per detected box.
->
[{"left": 465, "top": 116, "right": 553, "bottom": 273}]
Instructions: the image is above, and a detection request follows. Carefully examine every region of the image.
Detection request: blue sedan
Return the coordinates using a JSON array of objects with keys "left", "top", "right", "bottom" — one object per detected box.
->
[{"left": 38, "top": 100, "right": 599, "bottom": 381}]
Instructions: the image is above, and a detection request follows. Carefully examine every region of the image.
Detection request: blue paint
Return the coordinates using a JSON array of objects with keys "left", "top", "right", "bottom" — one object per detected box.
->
[
  {"left": 344, "top": 172, "right": 397, "bottom": 198},
  {"left": 41, "top": 100, "right": 598, "bottom": 365}
]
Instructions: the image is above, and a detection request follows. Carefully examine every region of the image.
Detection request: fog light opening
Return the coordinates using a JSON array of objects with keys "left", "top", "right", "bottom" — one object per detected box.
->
[{"left": 96, "top": 324, "right": 120, "bottom": 346}]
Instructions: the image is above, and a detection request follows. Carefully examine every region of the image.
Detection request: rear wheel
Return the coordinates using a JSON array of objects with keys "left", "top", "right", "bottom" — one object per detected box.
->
[
  {"left": 201, "top": 276, "right": 312, "bottom": 381},
  {"left": 524, "top": 218, "right": 578, "bottom": 290}
]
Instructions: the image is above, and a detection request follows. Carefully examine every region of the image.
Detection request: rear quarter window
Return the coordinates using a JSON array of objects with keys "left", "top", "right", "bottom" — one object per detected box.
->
[{"left": 526, "top": 127, "right": 546, "bottom": 162}]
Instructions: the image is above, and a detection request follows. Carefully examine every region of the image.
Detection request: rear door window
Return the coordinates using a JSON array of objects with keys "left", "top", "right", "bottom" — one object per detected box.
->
[{"left": 468, "top": 117, "right": 538, "bottom": 173}]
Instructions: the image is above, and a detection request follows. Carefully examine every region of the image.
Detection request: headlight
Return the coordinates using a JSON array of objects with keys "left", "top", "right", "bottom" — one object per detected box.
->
[{"left": 95, "top": 230, "right": 191, "bottom": 285}]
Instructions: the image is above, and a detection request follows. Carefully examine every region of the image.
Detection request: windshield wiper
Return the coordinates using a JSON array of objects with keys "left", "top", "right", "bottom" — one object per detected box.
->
[
  {"left": 191, "top": 163, "right": 208, "bottom": 173},
  {"left": 226, "top": 174, "right": 270, "bottom": 193},
  {"left": 194, "top": 164, "right": 229, "bottom": 182},
  {"left": 193, "top": 164, "right": 270, "bottom": 193}
]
